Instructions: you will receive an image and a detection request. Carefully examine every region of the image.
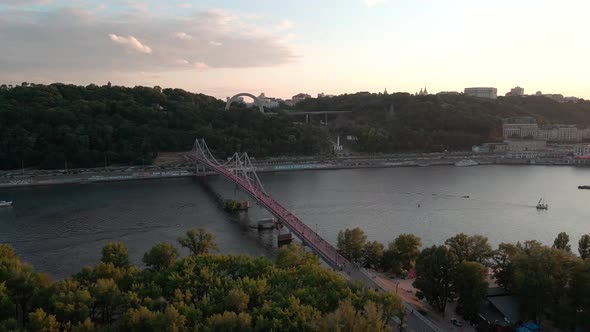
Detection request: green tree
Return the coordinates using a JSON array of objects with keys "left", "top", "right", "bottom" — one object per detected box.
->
[
  {"left": 47, "top": 279, "right": 92, "bottom": 326},
  {"left": 445, "top": 233, "right": 493, "bottom": 264},
  {"left": 206, "top": 311, "right": 252, "bottom": 332},
  {"left": 579, "top": 234, "right": 590, "bottom": 259},
  {"left": 317, "top": 299, "right": 390, "bottom": 332},
  {"left": 512, "top": 245, "right": 573, "bottom": 323},
  {"left": 553, "top": 232, "right": 572, "bottom": 253},
  {"left": 142, "top": 243, "right": 178, "bottom": 270},
  {"left": 90, "top": 278, "right": 121, "bottom": 324},
  {"left": 0, "top": 232, "right": 405, "bottom": 331},
  {"left": 275, "top": 243, "right": 319, "bottom": 269},
  {"left": 491, "top": 242, "right": 521, "bottom": 291},
  {"left": 224, "top": 288, "right": 249, "bottom": 312},
  {"left": 28, "top": 308, "right": 60, "bottom": 332},
  {"left": 0, "top": 282, "right": 14, "bottom": 324},
  {"left": 362, "top": 241, "right": 384, "bottom": 269},
  {"left": 101, "top": 243, "right": 129, "bottom": 268},
  {"left": 455, "top": 261, "right": 488, "bottom": 320},
  {"left": 337, "top": 228, "right": 367, "bottom": 263},
  {"left": 413, "top": 245, "right": 458, "bottom": 313},
  {"left": 122, "top": 306, "right": 186, "bottom": 332},
  {"left": 177, "top": 228, "right": 219, "bottom": 256},
  {"left": 381, "top": 234, "right": 422, "bottom": 274}
]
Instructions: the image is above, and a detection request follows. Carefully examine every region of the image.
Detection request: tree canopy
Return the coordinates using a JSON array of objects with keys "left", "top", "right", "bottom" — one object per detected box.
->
[
  {"left": 0, "top": 230, "right": 405, "bottom": 331},
  {"left": 295, "top": 92, "right": 590, "bottom": 153},
  {"left": 0, "top": 83, "right": 328, "bottom": 170}
]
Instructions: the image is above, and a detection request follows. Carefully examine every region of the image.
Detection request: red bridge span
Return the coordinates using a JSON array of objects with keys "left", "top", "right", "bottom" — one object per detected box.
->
[
  {"left": 188, "top": 139, "right": 347, "bottom": 269},
  {"left": 188, "top": 139, "right": 441, "bottom": 332}
]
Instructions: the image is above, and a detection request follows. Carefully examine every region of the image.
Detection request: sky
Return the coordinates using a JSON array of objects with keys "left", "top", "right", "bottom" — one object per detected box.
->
[{"left": 1, "top": 0, "right": 589, "bottom": 100}]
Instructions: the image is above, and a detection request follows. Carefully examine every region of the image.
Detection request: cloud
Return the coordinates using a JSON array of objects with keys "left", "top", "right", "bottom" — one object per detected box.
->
[
  {"left": 277, "top": 19, "right": 292, "bottom": 30},
  {"left": 363, "top": 0, "right": 386, "bottom": 6},
  {"left": 175, "top": 59, "right": 189, "bottom": 65},
  {"left": 109, "top": 34, "right": 153, "bottom": 54},
  {"left": 128, "top": 1, "right": 148, "bottom": 14},
  {"left": 0, "top": 6, "right": 298, "bottom": 77},
  {"left": 202, "top": 8, "right": 236, "bottom": 28},
  {"left": 0, "top": 0, "right": 52, "bottom": 5},
  {"left": 174, "top": 31, "right": 192, "bottom": 40}
]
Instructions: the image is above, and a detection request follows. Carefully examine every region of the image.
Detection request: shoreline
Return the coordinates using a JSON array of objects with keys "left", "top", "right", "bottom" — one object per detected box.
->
[{"left": 0, "top": 155, "right": 584, "bottom": 189}]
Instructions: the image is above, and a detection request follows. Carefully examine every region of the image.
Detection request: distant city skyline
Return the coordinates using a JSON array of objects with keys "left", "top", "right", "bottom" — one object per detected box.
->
[{"left": 1, "top": 0, "right": 589, "bottom": 99}]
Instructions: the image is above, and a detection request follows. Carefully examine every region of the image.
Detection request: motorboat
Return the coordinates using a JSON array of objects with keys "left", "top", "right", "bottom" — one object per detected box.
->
[
  {"left": 536, "top": 197, "right": 548, "bottom": 210},
  {"left": 0, "top": 201, "right": 12, "bottom": 207}
]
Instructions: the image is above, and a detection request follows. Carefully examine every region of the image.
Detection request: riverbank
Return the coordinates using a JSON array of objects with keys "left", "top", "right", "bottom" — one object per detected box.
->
[{"left": 0, "top": 152, "right": 584, "bottom": 189}]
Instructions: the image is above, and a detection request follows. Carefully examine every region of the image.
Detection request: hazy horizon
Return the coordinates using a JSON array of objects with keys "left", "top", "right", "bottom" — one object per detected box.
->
[{"left": 1, "top": 0, "right": 589, "bottom": 99}]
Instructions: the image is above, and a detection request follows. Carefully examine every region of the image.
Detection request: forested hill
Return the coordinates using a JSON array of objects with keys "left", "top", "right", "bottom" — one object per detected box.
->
[
  {"left": 294, "top": 93, "right": 590, "bottom": 152},
  {"left": 3, "top": 83, "right": 590, "bottom": 170},
  {"left": 0, "top": 84, "right": 327, "bottom": 170}
]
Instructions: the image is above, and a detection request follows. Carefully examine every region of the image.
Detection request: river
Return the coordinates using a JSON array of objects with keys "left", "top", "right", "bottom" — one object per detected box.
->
[{"left": 1, "top": 165, "right": 589, "bottom": 278}]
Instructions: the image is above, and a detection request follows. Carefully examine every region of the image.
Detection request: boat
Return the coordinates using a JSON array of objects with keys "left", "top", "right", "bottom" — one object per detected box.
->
[
  {"left": 0, "top": 201, "right": 12, "bottom": 207},
  {"left": 454, "top": 159, "right": 478, "bottom": 167},
  {"left": 536, "top": 197, "right": 548, "bottom": 210},
  {"left": 578, "top": 185, "right": 590, "bottom": 190}
]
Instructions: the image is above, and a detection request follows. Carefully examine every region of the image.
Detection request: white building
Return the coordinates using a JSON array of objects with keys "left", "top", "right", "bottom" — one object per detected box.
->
[
  {"left": 257, "top": 92, "right": 280, "bottom": 108},
  {"left": 464, "top": 87, "right": 497, "bottom": 99},
  {"left": 578, "top": 128, "right": 590, "bottom": 141},
  {"left": 505, "top": 86, "right": 524, "bottom": 96},
  {"left": 505, "top": 139, "right": 547, "bottom": 152},
  {"left": 292, "top": 93, "right": 312, "bottom": 105},
  {"left": 536, "top": 125, "right": 579, "bottom": 142},
  {"left": 502, "top": 117, "right": 538, "bottom": 139},
  {"left": 574, "top": 144, "right": 590, "bottom": 157}
]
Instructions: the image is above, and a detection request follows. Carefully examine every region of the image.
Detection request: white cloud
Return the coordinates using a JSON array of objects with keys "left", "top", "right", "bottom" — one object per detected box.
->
[
  {"left": 128, "top": 1, "right": 148, "bottom": 14},
  {"left": 109, "top": 34, "right": 153, "bottom": 54},
  {"left": 174, "top": 31, "right": 192, "bottom": 40},
  {"left": 363, "top": 0, "right": 386, "bottom": 7},
  {"left": 0, "top": 0, "right": 52, "bottom": 5},
  {"left": 0, "top": 7, "right": 298, "bottom": 76},
  {"left": 178, "top": 3, "right": 192, "bottom": 9},
  {"left": 203, "top": 8, "right": 236, "bottom": 27},
  {"left": 277, "top": 19, "right": 292, "bottom": 30}
]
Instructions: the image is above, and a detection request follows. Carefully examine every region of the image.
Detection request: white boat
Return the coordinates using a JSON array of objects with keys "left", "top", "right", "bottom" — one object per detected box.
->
[
  {"left": 454, "top": 159, "right": 478, "bottom": 167},
  {"left": 0, "top": 201, "right": 12, "bottom": 207},
  {"left": 536, "top": 197, "right": 548, "bottom": 210}
]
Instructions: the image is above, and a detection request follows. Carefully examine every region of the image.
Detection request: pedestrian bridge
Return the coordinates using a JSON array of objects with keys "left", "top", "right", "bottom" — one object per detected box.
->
[
  {"left": 187, "top": 138, "right": 441, "bottom": 332},
  {"left": 188, "top": 139, "right": 347, "bottom": 268}
]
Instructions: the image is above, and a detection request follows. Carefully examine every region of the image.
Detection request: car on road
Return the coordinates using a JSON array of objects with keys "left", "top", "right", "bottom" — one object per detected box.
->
[{"left": 450, "top": 318, "right": 463, "bottom": 327}]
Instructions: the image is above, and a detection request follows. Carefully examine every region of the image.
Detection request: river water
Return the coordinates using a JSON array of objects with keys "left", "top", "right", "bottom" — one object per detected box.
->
[{"left": 1, "top": 165, "right": 589, "bottom": 278}]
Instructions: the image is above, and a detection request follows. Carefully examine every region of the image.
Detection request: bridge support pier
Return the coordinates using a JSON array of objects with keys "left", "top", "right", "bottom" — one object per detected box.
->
[{"left": 277, "top": 230, "right": 293, "bottom": 246}]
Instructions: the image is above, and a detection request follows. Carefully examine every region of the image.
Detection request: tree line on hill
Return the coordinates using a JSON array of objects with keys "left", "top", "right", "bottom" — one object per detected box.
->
[
  {"left": 0, "top": 83, "right": 327, "bottom": 170},
  {"left": 337, "top": 227, "right": 590, "bottom": 330},
  {"left": 4, "top": 83, "right": 590, "bottom": 170},
  {"left": 294, "top": 93, "right": 590, "bottom": 152},
  {"left": 0, "top": 228, "right": 404, "bottom": 331}
]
